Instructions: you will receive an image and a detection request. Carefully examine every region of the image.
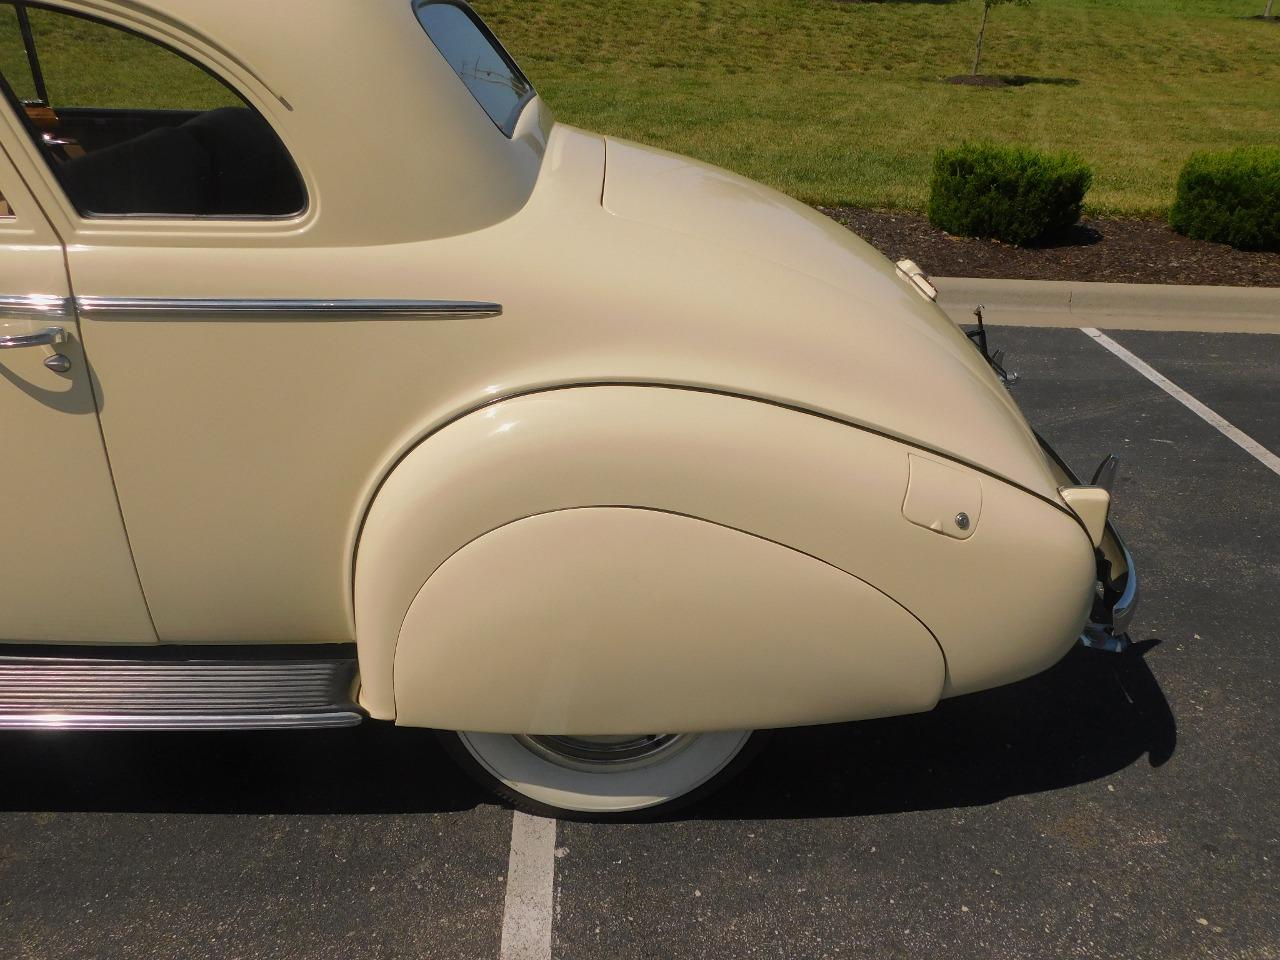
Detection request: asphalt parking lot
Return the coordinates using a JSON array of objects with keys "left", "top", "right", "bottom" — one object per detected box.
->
[{"left": 2, "top": 325, "right": 1277, "bottom": 960}]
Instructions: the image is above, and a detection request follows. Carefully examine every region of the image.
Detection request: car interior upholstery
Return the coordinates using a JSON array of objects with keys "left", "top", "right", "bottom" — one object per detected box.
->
[{"left": 50, "top": 106, "right": 305, "bottom": 217}]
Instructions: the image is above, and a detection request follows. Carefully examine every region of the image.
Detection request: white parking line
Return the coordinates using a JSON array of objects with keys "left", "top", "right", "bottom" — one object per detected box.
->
[
  {"left": 1082, "top": 327, "right": 1280, "bottom": 477},
  {"left": 499, "top": 812, "right": 557, "bottom": 960}
]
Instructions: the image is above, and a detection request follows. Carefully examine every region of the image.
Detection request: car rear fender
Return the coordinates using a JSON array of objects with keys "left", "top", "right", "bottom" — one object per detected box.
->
[{"left": 353, "top": 386, "right": 1091, "bottom": 726}]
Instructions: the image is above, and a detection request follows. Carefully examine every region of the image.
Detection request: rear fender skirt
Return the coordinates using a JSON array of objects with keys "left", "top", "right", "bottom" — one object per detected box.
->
[{"left": 394, "top": 507, "right": 945, "bottom": 734}]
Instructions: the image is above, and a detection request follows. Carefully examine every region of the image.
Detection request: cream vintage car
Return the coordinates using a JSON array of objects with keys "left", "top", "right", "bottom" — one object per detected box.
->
[{"left": 0, "top": 0, "right": 1136, "bottom": 818}]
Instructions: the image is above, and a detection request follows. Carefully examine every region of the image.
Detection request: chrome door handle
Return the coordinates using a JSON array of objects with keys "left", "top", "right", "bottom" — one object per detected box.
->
[{"left": 0, "top": 326, "right": 67, "bottom": 349}]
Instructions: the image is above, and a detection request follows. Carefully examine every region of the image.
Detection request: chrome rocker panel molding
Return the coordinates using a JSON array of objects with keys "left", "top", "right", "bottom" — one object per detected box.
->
[
  {"left": 0, "top": 654, "right": 364, "bottom": 730},
  {"left": 0, "top": 711, "right": 362, "bottom": 731},
  {"left": 75, "top": 297, "right": 503, "bottom": 320}
]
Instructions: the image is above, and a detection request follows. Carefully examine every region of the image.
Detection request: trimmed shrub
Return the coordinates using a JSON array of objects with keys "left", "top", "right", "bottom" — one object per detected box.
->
[
  {"left": 927, "top": 142, "right": 1092, "bottom": 246},
  {"left": 1169, "top": 147, "right": 1280, "bottom": 251}
]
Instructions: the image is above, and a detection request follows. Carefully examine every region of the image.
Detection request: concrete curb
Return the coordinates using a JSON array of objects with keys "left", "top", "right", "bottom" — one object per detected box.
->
[{"left": 934, "top": 277, "right": 1280, "bottom": 334}]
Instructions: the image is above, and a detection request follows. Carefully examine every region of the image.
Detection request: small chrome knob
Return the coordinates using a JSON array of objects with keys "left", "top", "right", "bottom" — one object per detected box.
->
[
  {"left": 44, "top": 353, "right": 72, "bottom": 373},
  {"left": 954, "top": 512, "right": 971, "bottom": 531}
]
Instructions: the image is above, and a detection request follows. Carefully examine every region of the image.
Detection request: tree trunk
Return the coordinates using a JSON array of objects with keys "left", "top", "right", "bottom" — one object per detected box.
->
[
  {"left": 1266, "top": 0, "right": 1275, "bottom": 18},
  {"left": 972, "top": 2, "right": 991, "bottom": 76}
]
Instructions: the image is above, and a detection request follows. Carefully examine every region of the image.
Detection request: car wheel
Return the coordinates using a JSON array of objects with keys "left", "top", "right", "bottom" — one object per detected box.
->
[{"left": 444, "top": 730, "right": 761, "bottom": 820}]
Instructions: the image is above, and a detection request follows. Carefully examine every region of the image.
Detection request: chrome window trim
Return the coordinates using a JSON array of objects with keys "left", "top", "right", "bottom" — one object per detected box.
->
[{"left": 75, "top": 297, "right": 503, "bottom": 320}]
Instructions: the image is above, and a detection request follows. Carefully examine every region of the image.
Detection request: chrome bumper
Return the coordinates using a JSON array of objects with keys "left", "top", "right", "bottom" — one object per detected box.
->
[
  {"left": 1036, "top": 436, "right": 1141, "bottom": 653},
  {"left": 1081, "top": 524, "right": 1139, "bottom": 652}
]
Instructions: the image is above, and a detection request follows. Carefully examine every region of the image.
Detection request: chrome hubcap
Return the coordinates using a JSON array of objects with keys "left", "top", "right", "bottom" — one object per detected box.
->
[{"left": 517, "top": 734, "right": 689, "bottom": 771}]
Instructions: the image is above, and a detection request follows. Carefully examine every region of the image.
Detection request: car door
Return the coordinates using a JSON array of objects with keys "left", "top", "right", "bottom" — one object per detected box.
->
[
  {"left": 0, "top": 1, "right": 359, "bottom": 646},
  {"left": 0, "top": 2, "right": 530, "bottom": 649},
  {"left": 0, "top": 139, "right": 154, "bottom": 643}
]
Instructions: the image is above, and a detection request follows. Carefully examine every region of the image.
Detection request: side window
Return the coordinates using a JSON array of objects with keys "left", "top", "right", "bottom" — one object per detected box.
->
[
  {"left": 413, "top": 1, "right": 533, "bottom": 138},
  {"left": 0, "top": 2, "right": 305, "bottom": 218}
]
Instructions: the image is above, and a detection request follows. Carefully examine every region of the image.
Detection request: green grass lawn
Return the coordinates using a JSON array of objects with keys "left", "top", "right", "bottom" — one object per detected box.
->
[
  {"left": 1, "top": 0, "right": 1275, "bottom": 217},
  {"left": 477, "top": 0, "right": 1280, "bottom": 217}
]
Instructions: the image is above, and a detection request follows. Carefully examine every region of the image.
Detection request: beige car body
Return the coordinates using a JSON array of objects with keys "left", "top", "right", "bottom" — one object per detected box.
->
[{"left": 0, "top": 0, "right": 1120, "bottom": 736}]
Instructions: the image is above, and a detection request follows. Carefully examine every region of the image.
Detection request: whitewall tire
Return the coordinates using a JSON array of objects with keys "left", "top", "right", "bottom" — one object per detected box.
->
[{"left": 446, "top": 730, "right": 760, "bottom": 819}]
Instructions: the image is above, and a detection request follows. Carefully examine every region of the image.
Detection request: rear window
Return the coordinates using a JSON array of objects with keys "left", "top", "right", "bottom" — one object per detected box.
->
[{"left": 412, "top": 0, "right": 533, "bottom": 138}]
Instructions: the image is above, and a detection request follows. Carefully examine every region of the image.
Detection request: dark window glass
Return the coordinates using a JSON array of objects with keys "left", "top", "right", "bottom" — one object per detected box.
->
[
  {"left": 412, "top": 1, "right": 533, "bottom": 138},
  {"left": 0, "top": 2, "right": 305, "bottom": 218}
]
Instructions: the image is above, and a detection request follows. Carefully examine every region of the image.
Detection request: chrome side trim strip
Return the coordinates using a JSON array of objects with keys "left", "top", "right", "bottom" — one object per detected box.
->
[
  {"left": 0, "top": 294, "right": 71, "bottom": 317},
  {"left": 0, "top": 655, "right": 364, "bottom": 731},
  {"left": 75, "top": 297, "right": 503, "bottom": 320}
]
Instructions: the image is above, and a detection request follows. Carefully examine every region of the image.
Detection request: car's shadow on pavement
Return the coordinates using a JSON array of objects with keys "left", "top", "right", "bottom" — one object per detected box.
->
[
  {"left": 697, "top": 640, "right": 1175, "bottom": 821},
  {"left": 0, "top": 643, "right": 1173, "bottom": 820},
  {"left": 0, "top": 722, "right": 486, "bottom": 816}
]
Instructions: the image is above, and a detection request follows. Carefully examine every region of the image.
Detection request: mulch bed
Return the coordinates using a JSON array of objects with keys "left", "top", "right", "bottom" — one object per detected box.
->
[{"left": 819, "top": 207, "right": 1280, "bottom": 287}]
